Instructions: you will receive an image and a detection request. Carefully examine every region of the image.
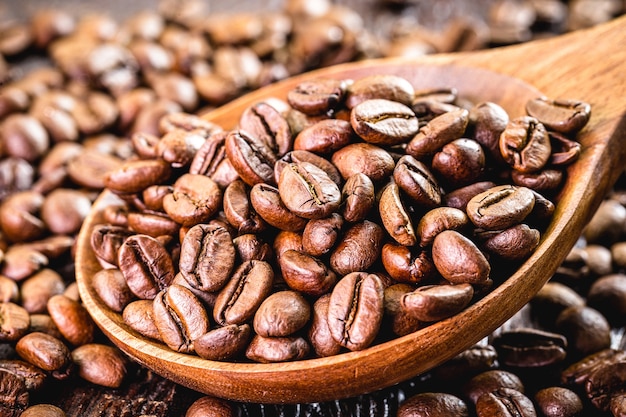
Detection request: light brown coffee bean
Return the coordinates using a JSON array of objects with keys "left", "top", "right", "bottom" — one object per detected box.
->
[
  {"left": 406, "top": 108, "right": 470, "bottom": 159},
  {"left": 393, "top": 155, "right": 442, "bottom": 208},
  {"left": 331, "top": 142, "right": 395, "bottom": 182},
  {"left": 20, "top": 404, "right": 67, "bottom": 417},
  {"left": 417, "top": 207, "right": 469, "bottom": 247},
  {"left": 379, "top": 182, "right": 417, "bottom": 246},
  {"left": 308, "top": 294, "right": 343, "bottom": 357},
  {"left": 0, "top": 302, "right": 30, "bottom": 342},
  {"left": 194, "top": 324, "right": 251, "bottom": 361},
  {"left": 91, "top": 268, "right": 135, "bottom": 313},
  {"left": 341, "top": 172, "right": 375, "bottom": 223},
  {"left": 346, "top": 74, "right": 415, "bottom": 109},
  {"left": 350, "top": 99, "right": 419, "bottom": 145},
  {"left": 525, "top": 97, "right": 591, "bottom": 134},
  {"left": 279, "top": 249, "right": 337, "bottom": 296},
  {"left": 253, "top": 290, "right": 310, "bottom": 337},
  {"left": 15, "top": 332, "right": 71, "bottom": 373},
  {"left": 20, "top": 268, "right": 65, "bottom": 314},
  {"left": 249, "top": 183, "right": 308, "bottom": 232},
  {"left": 402, "top": 283, "right": 474, "bottom": 322},
  {"left": 47, "top": 294, "right": 94, "bottom": 346},
  {"left": 122, "top": 299, "right": 162, "bottom": 341},
  {"left": 432, "top": 230, "right": 490, "bottom": 284},
  {"left": 185, "top": 395, "right": 236, "bottom": 417},
  {"left": 466, "top": 185, "right": 536, "bottom": 230},
  {"left": 245, "top": 334, "right": 310, "bottom": 363},
  {"left": 162, "top": 173, "right": 223, "bottom": 227},
  {"left": 500, "top": 116, "right": 551, "bottom": 173},
  {"left": 71, "top": 344, "right": 128, "bottom": 388}
]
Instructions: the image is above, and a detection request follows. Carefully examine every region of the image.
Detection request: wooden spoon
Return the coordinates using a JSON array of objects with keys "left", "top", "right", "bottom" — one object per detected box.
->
[{"left": 75, "top": 16, "right": 626, "bottom": 404}]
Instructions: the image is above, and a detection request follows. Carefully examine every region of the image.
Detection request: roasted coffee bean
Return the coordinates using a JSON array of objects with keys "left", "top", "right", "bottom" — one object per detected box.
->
[
  {"left": 475, "top": 387, "right": 537, "bottom": 417},
  {"left": 0, "top": 275, "right": 18, "bottom": 303},
  {"left": 340, "top": 172, "right": 375, "bottom": 223},
  {"left": 350, "top": 98, "right": 419, "bottom": 145},
  {"left": 294, "top": 119, "right": 354, "bottom": 153},
  {"left": 118, "top": 234, "right": 175, "bottom": 300},
  {"left": 432, "top": 230, "right": 490, "bottom": 284},
  {"left": 379, "top": 182, "right": 417, "bottom": 246},
  {"left": 185, "top": 395, "right": 236, "bottom": 417},
  {"left": 555, "top": 306, "right": 611, "bottom": 358},
  {"left": 223, "top": 180, "right": 267, "bottom": 234},
  {"left": 327, "top": 272, "right": 384, "bottom": 351},
  {"left": 398, "top": 392, "right": 469, "bottom": 417},
  {"left": 432, "top": 344, "right": 498, "bottom": 382},
  {"left": 470, "top": 101, "right": 509, "bottom": 164},
  {"left": 548, "top": 132, "right": 581, "bottom": 167},
  {"left": 20, "top": 404, "right": 66, "bottom": 417},
  {"left": 0, "top": 190, "right": 46, "bottom": 243},
  {"left": 443, "top": 181, "right": 496, "bottom": 212},
  {"left": 500, "top": 116, "right": 551, "bottom": 173},
  {"left": 0, "top": 302, "right": 30, "bottom": 342},
  {"left": 153, "top": 284, "right": 210, "bottom": 354},
  {"left": 402, "top": 283, "right": 474, "bottom": 322},
  {"left": 467, "top": 185, "right": 536, "bottom": 230},
  {"left": 0, "top": 369, "right": 29, "bottom": 417},
  {"left": 66, "top": 149, "right": 123, "bottom": 190},
  {"left": 611, "top": 393, "right": 626, "bottom": 417},
  {"left": 90, "top": 224, "right": 132, "bottom": 266},
  {"left": 194, "top": 324, "right": 251, "bottom": 361},
  {"left": 586, "top": 273, "right": 626, "bottom": 325},
  {"left": 278, "top": 161, "right": 341, "bottom": 219},
  {"left": 277, "top": 148, "right": 344, "bottom": 186},
  {"left": 179, "top": 224, "right": 235, "bottom": 292},
  {"left": 249, "top": 183, "right": 308, "bottom": 232},
  {"left": 585, "top": 361, "right": 626, "bottom": 412},
  {"left": 562, "top": 348, "right": 626, "bottom": 387},
  {"left": 431, "top": 138, "right": 486, "bottom": 187},
  {"left": 530, "top": 281, "right": 585, "bottom": 328},
  {"left": 479, "top": 223, "right": 541, "bottom": 261},
  {"left": 417, "top": 207, "right": 469, "bottom": 247},
  {"left": 213, "top": 260, "right": 273, "bottom": 326},
  {"left": 91, "top": 268, "right": 135, "bottom": 313},
  {"left": 71, "top": 344, "right": 127, "bottom": 388},
  {"left": 253, "top": 290, "right": 310, "bottom": 337},
  {"left": 383, "top": 283, "right": 422, "bottom": 337},
  {"left": 331, "top": 142, "right": 395, "bottom": 182},
  {"left": 492, "top": 328, "right": 567, "bottom": 368},
  {"left": 287, "top": 78, "right": 346, "bottom": 116},
  {"left": 0, "top": 246, "right": 48, "bottom": 282},
  {"left": 40, "top": 188, "right": 92, "bottom": 235},
  {"left": 302, "top": 213, "right": 343, "bottom": 256},
  {"left": 346, "top": 74, "right": 415, "bottom": 109},
  {"left": 155, "top": 129, "right": 207, "bottom": 168},
  {"left": 525, "top": 98, "right": 591, "bottom": 134},
  {"left": 245, "top": 334, "right": 310, "bottom": 363},
  {"left": 393, "top": 155, "right": 442, "bottom": 208},
  {"left": 104, "top": 158, "right": 171, "bottom": 195},
  {"left": 127, "top": 211, "right": 180, "bottom": 237},
  {"left": 533, "top": 386, "right": 583, "bottom": 417},
  {"left": 381, "top": 243, "right": 437, "bottom": 284},
  {"left": 225, "top": 130, "right": 278, "bottom": 186},
  {"left": 278, "top": 250, "right": 337, "bottom": 296},
  {"left": 463, "top": 369, "right": 526, "bottom": 405},
  {"left": 15, "top": 332, "right": 71, "bottom": 374},
  {"left": 330, "top": 220, "right": 384, "bottom": 275},
  {"left": 406, "top": 108, "right": 470, "bottom": 159},
  {"left": 238, "top": 102, "right": 292, "bottom": 157},
  {"left": 20, "top": 268, "right": 65, "bottom": 314},
  {"left": 122, "top": 299, "right": 162, "bottom": 342},
  {"left": 233, "top": 233, "right": 273, "bottom": 263},
  {"left": 309, "top": 294, "right": 343, "bottom": 357},
  {"left": 47, "top": 294, "right": 94, "bottom": 346},
  {"left": 584, "top": 198, "right": 626, "bottom": 244},
  {"left": 0, "top": 114, "right": 49, "bottom": 162},
  {"left": 0, "top": 359, "right": 47, "bottom": 391},
  {"left": 162, "top": 173, "right": 222, "bottom": 227},
  {"left": 273, "top": 231, "right": 304, "bottom": 260}
]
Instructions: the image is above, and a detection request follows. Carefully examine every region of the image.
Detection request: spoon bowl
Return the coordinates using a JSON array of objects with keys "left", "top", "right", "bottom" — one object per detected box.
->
[{"left": 76, "top": 16, "right": 626, "bottom": 404}]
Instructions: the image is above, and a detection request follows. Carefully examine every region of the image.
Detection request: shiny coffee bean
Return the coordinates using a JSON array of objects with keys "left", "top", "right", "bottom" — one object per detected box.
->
[
  {"left": 308, "top": 294, "right": 343, "bottom": 357},
  {"left": 466, "top": 185, "right": 536, "bottom": 230},
  {"left": 379, "top": 182, "right": 417, "bottom": 246},
  {"left": 47, "top": 294, "right": 94, "bottom": 346},
  {"left": 393, "top": 155, "right": 442, "bottom": 208},
  {"left": 398, "top": 392, "right": 469, "bottom": 417},
  {"left": 499, "top": 116, "right": 551, "bottom": 173},
  {"left": 406, "top": 108, "right": 470, "bottom": 159},
  {"left": 525, "top": 97, "right": 591, "bottom": 134},
  {"left": 381, "top": 243, "right": 437, "bottom": 284},
  {"left": 340, "top": 172, "right": 375, "bottom": 223},
  {"left": 194, "top": 324, "right": 251, "bottom": 361},
  {"left": 330, "top": 220, "right": 384, "bottom": 275},
  {"left": 249, "top": 183, "right": 308, "bottom": 232},
  {"left": 162, "top": 173, "right": 223, "bottom": 227},
  {"left": 278, "top": 250, "right": 337, "bottom": 296},
  {"left": 346, "top": 74, "right": 415, "bottom": 109},
  {"left": 245, "top": 334, "right": 310, "bottom": 363},
  {"left": 491, "top": 328, "right": 567, "bottom": 368},
  {"left": 122, "top": 299, "right": 162, "bottom": 342},
  {"left": 71, "top": 344, "right": 128, "bottom": 388},
  {"left": 475, "top": 387, "right": 537, "bottom": 417},
  {"left": 253, "top": 290, "right": 310, "bottom": 337},
  {"left": 402, "top": 283, "right": 474, "bottom": 322},
  {"left": 432, "top": 230, "right": 490, "bottom": 284},
  {"left": 350, "top": 98, "right": 419, "bottom": 145}
]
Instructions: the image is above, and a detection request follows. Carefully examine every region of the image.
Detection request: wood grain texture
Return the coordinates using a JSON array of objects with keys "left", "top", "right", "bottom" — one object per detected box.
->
[{"left": 75, "top": 16, "right": 626, "bottom": 404}]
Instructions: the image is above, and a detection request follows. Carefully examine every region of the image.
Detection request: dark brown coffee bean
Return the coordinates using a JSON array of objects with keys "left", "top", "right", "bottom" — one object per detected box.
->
[
  {"left": 475, "top": 388, "right": 537, "bottom": 417},
  {"left": 0, "top": 359, "right": 47, "bottom": 391},
  {"left": 398, "top": 392, "right": 469, "bottom": 417},
  {"left": 276, "top": 149, "right": 344, "bottom": 187},
  {"left": 534, "top": 387, "right": 583, "bottom": 417},
  {"left": 278, "top": 161, "right": 341, "bottom": 219},
  {"left": 530, "top": 282, "right": 586, "bottom": 329},
  {"left": 555, "top": 306, "right": 611, "bottom": 358},
  {"left": 155, "top": 129, "right": 207, "bottom": 168},
  {"left": 15, "top": 332, "right": 71, "bottom": 373},
  {"left": 463, "top": 370, "right": 526, "bottom": 404},
  {"left": 0, "top": 157, "right": 35, "bottom": 199},
  {"left": 90, "top": 224, "right": 132, "bottom": 267},
  {"left": 350, "top": 99, "right": 419, "bottom": 145},
  {"left": 331, "top": 143, "right": 395, "bottom": 182},
  {"left": 512, "top": 169, "right": 564, "bottom": 192},
  {"left": 238, "top": 101, "right": 292, "bottom": 157},
  {"left": 225, "top": 129, "right": 278, "bottom": 186},
  {"left": 185, "top": 395, "right": 236, "bottom": 417},
  {"left": 245, "top": 334, "right": 310, "bottom": 363},
  {"left": 71, "top": 344, "right": 128, "bottom": 388},
  {"left": 432, "top": 230, "right": 490, "bottom": 284},
  {"left": 153, "top": 284, "right": 210, "bottom": 354},
  {"left": 104, "top": 159, "right": 172, "bottom": 195},
  {"left": 118, "top": 234, "right": 176, "bottom": 300},
  {"left": 249, "top": 183, "right": 308, "bottom": 232},
  {"left": 406, "top": 108, "right": 470, "bottom": 159},
  {"left": 91, "top": 268, "right": 134, "bottom": 313},
  {"left": 278, "top": 250, "right": 337, "bottom": 296},
  {"left": 586, "top": 274, "right": 626, "bottom": 326},
  {"left": 341, "top": 172, "right": 375, "bottom": 223},
  {"left": 383, "top": 283, "right": 422, "bottom": 337},
  {"left": 122, "top": 299, "right": 162, "bottom": 341},
  {"left": 432, "top": 344, "right": 498, "bottom": 382},
  {"left": 381, "top": 243, "right": 437, "bottom": 284},
  {"left": 253, "top": 290, "right": 310, "bottom": 337},
  {"left": 179, "top": 224, "right": 235, "bottom": 292},
  {"left": 585, "top": 361, "right": 626, "bottom": 412},
  {"left": 188, "top": 130, "right": 237, "bottom": 184},
  {"left": 66, "top": 149, "right": 123, "bottom": 190},
  {"left": 0, "top": 369, "right": 29, "bottom": 417},
  {"left": 0, "top": 302, "right": 30, "bottom": 342},
  {"left": 402, "top": 283, "right": 474, "bottom": 322},
  {"left": 20, "top": 268, "right": 65, "bottom": 314},
  {"left": 346, "top": 74, "right": 415, "bottom": 109},
  {"left": 287, "top": 78, "right": 346, "bottom": 116},
  {"left": 479, "top": 224, "right": 541, "bottom": 261},
  {"left": 379, "top": 182, "right": 417, "bottom": 246},
  {"left": 432, "top": 138, "right": 486, "bottom": 187},
  {"left": 294, "top": 118, "right": 354, "bottom": 154},
  {"left": 443, "top": 181, "right": 496, "bottom": 212},
  {"left": 47, "top": 294, "right": 94, "bottom": 346},
  {"left": 223, "top": 180, "right": 267, "bottom": 234},
  {"left": 466, "top": 185, "right": 536, "bottom": 230},
  {"left": 470, "top": 101, "right": 509, "bottom": 164},
  {"left": 548, "top": 131, "right": 582, "bottom": 167},
  {"left": 417, "top": 207, "right": 469, "bottom": 247},
  {"left": 213, "top": 260, "right": 274, "bottom": 326},
  {"left": 561, "top": 348, "right": 626, "bottom": 387},
  {"left": 232, "top": 233, "right": 273, "bottom": 263},
  {"left": 330, "top": 220, "right": 384, "bottom": 275},
  {"left": 525, "top": 98, "right": 591, "bottom": 134},
  {"left": 393, "top": 155, "right": 442, "bottom": 208},
  {"left": 302, "top": 213, "right": 343, "bottom": 256},
  {"left": 163, "top": 173, "right": 222, "bottom": 227},
  {"left": 492, "top": 328, "right": 567, "bottom": 368},
  {"left": 500, "top": 116, "right": 551, "bottom": 173},
  {"left": 309, "top": 294, "right": 343, "bottom": 357},
  {"left": 327, "top": 272, "right": 384, "bottom": 351},
  {"left": 194, "top": 324, "right": 251, "bottom": 361},
  {"left": 127, "top": 211, "right": 180, "bottom": 238}
]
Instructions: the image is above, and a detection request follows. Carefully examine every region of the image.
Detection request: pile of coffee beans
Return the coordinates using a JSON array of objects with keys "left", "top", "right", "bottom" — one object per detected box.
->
[{"left": 0, "top": 0, "right": 623, "bottom": 415}]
